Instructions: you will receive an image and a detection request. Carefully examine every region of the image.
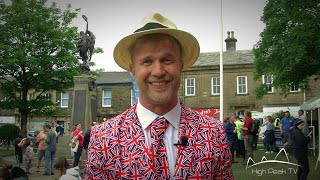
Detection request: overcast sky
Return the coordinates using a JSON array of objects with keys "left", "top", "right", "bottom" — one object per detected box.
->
[{"left": 53, "top": 0, "right": 266, "bottom": 71}]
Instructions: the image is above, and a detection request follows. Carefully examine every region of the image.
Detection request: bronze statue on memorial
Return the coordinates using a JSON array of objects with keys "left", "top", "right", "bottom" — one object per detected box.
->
[{"left": 75, "top": 15, "right": 95, "bottom": 74}]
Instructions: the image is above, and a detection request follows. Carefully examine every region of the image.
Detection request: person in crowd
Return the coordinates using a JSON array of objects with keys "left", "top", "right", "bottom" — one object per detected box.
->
[
  {"left": 84, "top": 12, "right": 233, "bottom": 179},
  {"left": 241, "top": 111, "right": 253, "bottom": 165},
  {"left": 0, "top": 157, "right": 30, "bottom": 180},
  {"left": 43, "top": 124, "right": 56, "bottom": 176},
  {"left": 72, "top": 124, "right": 84, "bottom": 167},
  {"left": 36, "top": 126, "right": 47, "bottom": 172},
  {"left": 252, "top": 119, "right": 260, "bottom": 150},
  {"left": 225, "top": 115, "right": 238, "bottom": 163},
  {"left": 298, "top": 110, "right": 309, "bottom": 135},
  {"left": 52, "top": 123, "right": 59, "bottom": 143},
  {"left": 280, "top": 111, "right": 294, "bottom": 150},
  {"left": 10, "top": 166, "right": 28, "bottom": 180},
  {"left": 272, "top": 113, "right": 280, "bottom": 128},
  {"left": 261, "top": 115, "right": 275, "bottom": 154},
  {"left": 14, "top": 134, "right": 24, "bottom": 167},
  {"left": 291, "top": 120, "right": 312, "bottom": 180},
  {"left": 24, "top": 139, "right": 33, "bottom": 175},
  {"left": 54, "top": 157, "right": 82, "bottom": 180},
  {"left": 83, "top": 122, "right": 97, "bottom": 155},
  {"left": 222, "top": 114, "right": 229, "bottom": 130},
  {"left": 235, "top": 117, "right": 245, "bottom": 160},
  {"left": 0, "top": 157, "right": 13, "bottom": 180}
]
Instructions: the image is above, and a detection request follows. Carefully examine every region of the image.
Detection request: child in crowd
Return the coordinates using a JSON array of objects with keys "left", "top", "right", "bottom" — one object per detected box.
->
[
  {"left": 25, "top": 139, "right": 34, "bottom": 175},
  {"left": 54, "top": 156, "right": 82, "bottom": 180}
]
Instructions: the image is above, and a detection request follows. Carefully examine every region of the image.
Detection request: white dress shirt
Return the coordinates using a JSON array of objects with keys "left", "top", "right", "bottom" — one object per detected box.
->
[{"left": 137, "top": 100, "right": 180, "bottom": 178}]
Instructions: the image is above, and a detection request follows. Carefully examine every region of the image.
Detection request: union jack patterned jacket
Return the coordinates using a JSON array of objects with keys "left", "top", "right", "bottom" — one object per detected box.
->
[{"left": 84, "top": 103, "right": 233, "bottom": 180}]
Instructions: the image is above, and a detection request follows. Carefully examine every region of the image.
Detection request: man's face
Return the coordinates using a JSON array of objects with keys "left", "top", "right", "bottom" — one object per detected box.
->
[
  {"left": 285, "top": 112, "right": 290, "bottom": 118},
  {"left": 130, "top": 34, "right": 183, "bottom": 107},
  {"left": 230, "top": 116, "right": 235, "bottom": 123}
]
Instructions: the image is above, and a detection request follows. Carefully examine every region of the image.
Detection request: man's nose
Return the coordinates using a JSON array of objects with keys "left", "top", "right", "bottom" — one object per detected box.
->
[{"left": 151, "top": 61, "right": 166, "bottom": 76}]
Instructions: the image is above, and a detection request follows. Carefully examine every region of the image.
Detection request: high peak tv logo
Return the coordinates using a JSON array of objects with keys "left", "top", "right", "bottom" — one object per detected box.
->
[{"left": 246, "top": 148, "right": 301, "bottom": 176}]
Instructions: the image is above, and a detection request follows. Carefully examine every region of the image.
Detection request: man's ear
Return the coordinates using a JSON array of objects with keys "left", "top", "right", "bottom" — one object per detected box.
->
[
  {"left": 180, "top": 59, "right": 184, "bottom": 71},
  {"left": 130, "top": 64, "right": 135, "bottom": 75}
]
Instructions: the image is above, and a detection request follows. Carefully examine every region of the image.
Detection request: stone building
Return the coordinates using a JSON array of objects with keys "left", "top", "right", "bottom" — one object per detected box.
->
[{"left": 1, "top": 31, "right": 319, "bottom": 130}]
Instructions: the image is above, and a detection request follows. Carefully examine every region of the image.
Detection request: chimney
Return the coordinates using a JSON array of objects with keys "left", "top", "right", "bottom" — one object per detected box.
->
[{"left": 224, "top": 31, "right": 237, "bottom": 51}]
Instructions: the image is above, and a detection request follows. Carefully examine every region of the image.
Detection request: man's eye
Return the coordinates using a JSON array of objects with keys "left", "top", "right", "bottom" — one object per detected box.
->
[
  {"left": 142, "top": 60, "right": 152, "bottom": 65},
  {"left": 164, "top": 59, "right": 173, "bottom": 64}
]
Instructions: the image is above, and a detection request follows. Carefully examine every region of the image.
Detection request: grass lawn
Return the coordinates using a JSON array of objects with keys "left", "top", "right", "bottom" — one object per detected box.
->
[
  {"left": 0, "top": 149, "right": 15, "bottom": 157},
  {"left": 232, "top": 148, "right": 320, "bottom": 180}
]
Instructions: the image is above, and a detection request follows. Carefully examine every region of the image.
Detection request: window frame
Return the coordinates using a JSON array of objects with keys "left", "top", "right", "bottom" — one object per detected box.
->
[
  {"left": 237, "top": 76, "right": 248, "bottom": 94},
  {"left": 262, "top": 75, "right": 274, "bottom": 93},
  {"left": 185, "top": 78, "right": 195, "bottom": 96},
  {"left": 211, "top": 77, "right": 220, "bottom": 95},
  {"left": 60, "top": 92, "right": 69, "bottom": 108},
  {"left": 102, "top": 89, "right": 112, "bottom": 107},
  {"left": 289, "top": 84, "right": 300, "bottom": 92}
]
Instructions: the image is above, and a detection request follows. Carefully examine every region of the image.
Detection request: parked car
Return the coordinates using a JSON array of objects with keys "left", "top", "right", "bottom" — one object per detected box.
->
[{"left": 27, "top": 130, "right": 40, "bottom": 148}]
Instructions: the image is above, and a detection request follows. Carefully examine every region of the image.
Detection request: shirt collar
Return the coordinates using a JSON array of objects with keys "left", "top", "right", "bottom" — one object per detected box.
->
[{"left": 137, "top": 100, "right": 181, "bottom": 130}]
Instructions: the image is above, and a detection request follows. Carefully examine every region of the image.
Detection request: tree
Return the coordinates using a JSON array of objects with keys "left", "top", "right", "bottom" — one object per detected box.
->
[
  {"left": 0, "top": 124, "right": 20, "bottom": 150},
  {"left": 253, "top": 0, "right": 320, "bottom": 99},
  {"left": 0, "top": 0, "right": 81, "bottom": 135}
]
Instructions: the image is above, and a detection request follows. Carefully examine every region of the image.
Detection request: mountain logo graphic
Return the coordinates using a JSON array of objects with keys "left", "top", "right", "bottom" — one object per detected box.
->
[{"left": 246, "top": 148, "right": 301, "bottom": 169}]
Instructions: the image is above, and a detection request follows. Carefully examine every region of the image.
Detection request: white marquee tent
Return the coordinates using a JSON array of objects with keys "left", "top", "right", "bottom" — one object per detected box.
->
[{"left": 300, "top": 95, "right": 320, "bottom": 169}]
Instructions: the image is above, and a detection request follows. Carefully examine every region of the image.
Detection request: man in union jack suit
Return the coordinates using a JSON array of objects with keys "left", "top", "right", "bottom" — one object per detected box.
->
[{"left": 84, "top": 12, "right": 233, "bottom": 180}]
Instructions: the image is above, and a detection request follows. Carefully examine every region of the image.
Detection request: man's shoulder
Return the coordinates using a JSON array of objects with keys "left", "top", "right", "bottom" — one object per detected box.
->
[
  {"left": 186, "top": 107, "right": 223, "bottom": 129},
  {"left": 95, "top": 107, "right": 135, "bottom": 131}
]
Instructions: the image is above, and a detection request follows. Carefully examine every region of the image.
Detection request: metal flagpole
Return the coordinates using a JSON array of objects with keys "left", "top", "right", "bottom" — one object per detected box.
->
[{"left": 219, "top": 0, "right": 224, "bottom": 122}]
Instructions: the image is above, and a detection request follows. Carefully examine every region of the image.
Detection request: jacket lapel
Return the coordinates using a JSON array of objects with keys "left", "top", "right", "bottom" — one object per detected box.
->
[
  {"left": 173, "top": 105, "right": 200, "bottom": 179},
  {"left": 121, "top": 104, "right": 157, "bottom": 179}
]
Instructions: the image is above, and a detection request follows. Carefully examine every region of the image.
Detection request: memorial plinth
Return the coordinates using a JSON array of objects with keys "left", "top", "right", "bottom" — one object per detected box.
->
[{"left": 70, "top": 75, "right": 97, "bottom": 132}]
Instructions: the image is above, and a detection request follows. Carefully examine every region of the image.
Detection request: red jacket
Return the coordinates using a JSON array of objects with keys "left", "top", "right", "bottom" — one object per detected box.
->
[{"left": 242, "top": 117, "right": 253, "bottom": 136}]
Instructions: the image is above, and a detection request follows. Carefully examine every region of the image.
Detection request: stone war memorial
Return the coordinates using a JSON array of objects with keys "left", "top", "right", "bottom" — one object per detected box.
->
[{"left": 71, "top": 15, "right": 97, "bottom": 132}]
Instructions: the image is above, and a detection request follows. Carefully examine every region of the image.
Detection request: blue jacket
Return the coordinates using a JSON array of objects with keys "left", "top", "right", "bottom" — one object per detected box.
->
[{"left": 225, "top": 122, "right": 237, "bottom": 142}]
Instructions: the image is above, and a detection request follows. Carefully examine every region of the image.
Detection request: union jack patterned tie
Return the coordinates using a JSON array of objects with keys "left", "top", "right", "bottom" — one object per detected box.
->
[{"left": 149, "top": 117, "right": 170, "bottom": 179}]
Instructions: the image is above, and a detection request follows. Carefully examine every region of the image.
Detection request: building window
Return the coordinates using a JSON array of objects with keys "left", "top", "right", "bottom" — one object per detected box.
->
[
  {"left": 238, "top": 110, "right": 245, "bottom": 117},
  {"left": 27, "top": 93, "right": 35, "bottom": 100},
  {"left": 102, "top": 89, "right": 112, "bottom": 107},
  {"left": 185, "top": 78, "right": 195, "bottom": 96},
  {"left": 211, "top": 77, "right": 220, "bottom": 95},
  {"left": 237, "top": 76, "right": 247, "bottom": 94},
  {"left": 44, "top": 93, "right": 52, "bottom": 100},
  {"left": 60, "top": 92, "right": 69, "bottom": 108},
  {"left": 262, "top": 75, "right": 273, "bottom": 93},
  {"left": 290, "top": 84, "right": 300, "bottom": 92}
]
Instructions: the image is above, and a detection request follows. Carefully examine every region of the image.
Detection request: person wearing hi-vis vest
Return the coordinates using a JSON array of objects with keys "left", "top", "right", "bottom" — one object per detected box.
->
[
  {"left": 235, "top": 117, "right": 245, "bottom": 161},
  {"left": 84, "top": 12, "right": 233, "bottom": 179}
]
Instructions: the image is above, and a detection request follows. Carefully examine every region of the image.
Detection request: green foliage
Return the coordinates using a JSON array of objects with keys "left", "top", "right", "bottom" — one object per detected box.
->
[
  {"left": 0, "top": 0, "right": 81, "bottom": 134},
  {"left": 0, "top": 124, "right": 20, "bottom": 141},
  {"left": 253, "top": 0, "right": 320, "bottom": 98}
]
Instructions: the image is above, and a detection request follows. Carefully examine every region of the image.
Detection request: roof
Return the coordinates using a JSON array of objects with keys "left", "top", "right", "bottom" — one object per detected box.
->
[
  {"left": 192, "top": 50, "right": 254, "bottom": 67},
  {"left": 95, "top": 71, "right": 131, "bottom": 84},
  {"left": 96, "top": 50, "right": 254, "bottom": 83},
  {"left": 300, "top": 95, "right": 320, "bottom": 110}
]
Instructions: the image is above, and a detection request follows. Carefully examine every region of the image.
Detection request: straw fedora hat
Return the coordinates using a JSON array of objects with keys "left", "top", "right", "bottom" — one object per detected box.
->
[{"left": 113, "top": 12, "right": 200, "bottom": 71}]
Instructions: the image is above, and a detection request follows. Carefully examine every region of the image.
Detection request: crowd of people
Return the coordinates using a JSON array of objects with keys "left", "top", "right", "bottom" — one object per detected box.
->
[
  {"left": 0, "top": 121, "right": 96, "bottom": 179},
  {"left": 224, "top": 109, "right": 312, "bottom": 180}
]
